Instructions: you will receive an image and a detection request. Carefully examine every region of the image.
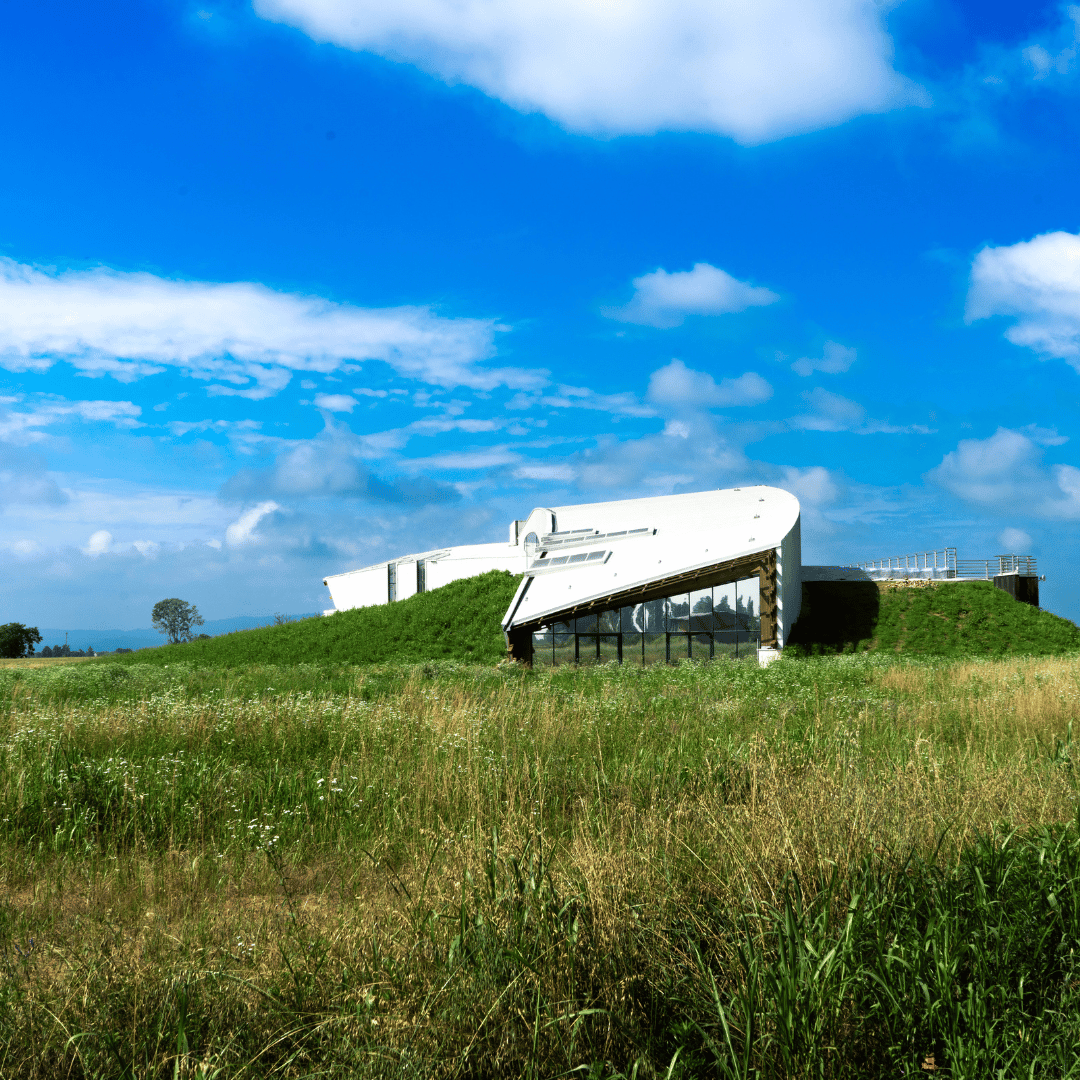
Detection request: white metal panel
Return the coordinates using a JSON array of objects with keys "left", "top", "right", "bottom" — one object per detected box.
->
[
  {"left": 396, "top": 558, "right": 418, "bottom": 601},
  {"left": 324, "top": 563, "right": 389, "bottom": 611},
  {"left": 505, "top": 486, "right": 801, "bottom": 629},
  {"left": 778, "top": 514, "right": 802, "bottom": 646}
]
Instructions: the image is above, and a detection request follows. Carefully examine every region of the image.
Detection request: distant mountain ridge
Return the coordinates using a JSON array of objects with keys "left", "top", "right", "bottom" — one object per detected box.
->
[{"left": 35, "top": 614, "right": 320, "bottom": 654}]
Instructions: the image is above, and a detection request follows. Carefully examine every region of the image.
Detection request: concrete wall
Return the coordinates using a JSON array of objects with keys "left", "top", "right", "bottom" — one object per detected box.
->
[{"left": 777, "top": 515, "right": 803, "bottom": 647}]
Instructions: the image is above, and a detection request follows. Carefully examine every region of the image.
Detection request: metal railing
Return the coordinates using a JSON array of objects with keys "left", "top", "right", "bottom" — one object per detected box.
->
[
  {"left": 955, "top": 555, "right": 1038, "bottom": 578},
  {"left": 849, "top": 549, "right": 1037, "bottom": 580},
  {"left": 851, "top": 548, "right": 957, "bottom": 575}
]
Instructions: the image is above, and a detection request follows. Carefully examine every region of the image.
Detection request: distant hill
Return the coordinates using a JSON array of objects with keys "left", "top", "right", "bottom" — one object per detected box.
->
[
  {"left": 787, "top": 580, "right": 1080, "bottom": 657},
  {"left": 112, "top": 572, "right": 521, "bottom": 667},
  {"left": 35, "top": 614, "right": 319, "bottom": 654}
]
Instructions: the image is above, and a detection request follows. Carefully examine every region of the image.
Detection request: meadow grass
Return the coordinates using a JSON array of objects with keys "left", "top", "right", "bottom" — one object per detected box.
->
[
  {"left": 2, "top": 652, "right": 1080, "bottom": 1077},
  {"left": 788, "top": 579, "right": 1080, "bottom": 656},
  {"left": 113, "top": 571, "right": 523, "bottom": 669}
]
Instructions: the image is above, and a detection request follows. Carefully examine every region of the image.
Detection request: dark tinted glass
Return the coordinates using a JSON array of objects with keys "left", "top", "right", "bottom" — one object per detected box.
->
[
  {"left": 643, "top": 633, "right": 666, "bottom": 666},
  {"left": 576, "top": 613, "right": 598, "bottom": 633},
  {"left": 598, "top": 609, "right": 620, "bottom": 633},
  {"left": 621, "top": 633, "right": 643, "bottom": 664},
  {"left": 643, "top": 599, "right": 665, "bottom": 632},
  {"left": 553, "top": 633, "right": 573, "bottom": 666},
  {"left": 576, "top": 635, "right": 599, "bottom": 663},
  {"left": 599, "top": 635, "right": 619, "bottom": 663},
  {"left": 665, "top": 594, "right": 690, "bottom": 632}
]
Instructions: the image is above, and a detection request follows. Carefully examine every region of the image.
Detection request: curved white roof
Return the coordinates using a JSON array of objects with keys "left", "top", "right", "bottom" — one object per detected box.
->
[{"left": 504, "top": 485, "right": 800, "bottom": 628}]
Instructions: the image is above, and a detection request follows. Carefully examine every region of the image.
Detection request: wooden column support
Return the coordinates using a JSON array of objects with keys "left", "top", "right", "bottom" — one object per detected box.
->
[{"left": 758, "top": 548, "right": 778, "bottom": 648}]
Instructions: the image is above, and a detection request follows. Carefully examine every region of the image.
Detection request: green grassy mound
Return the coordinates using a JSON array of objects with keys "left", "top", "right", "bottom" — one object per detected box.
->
[
  {"left": 116, "top": 570, "right": 522, "bottom": 668},
  {"left": 788, "top": 579, "right": 1080, "bottom": 657}
]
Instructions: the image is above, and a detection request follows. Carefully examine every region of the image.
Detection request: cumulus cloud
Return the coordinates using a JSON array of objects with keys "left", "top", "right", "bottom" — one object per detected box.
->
[
  {"left": 967, "top": 230, "right": 1080, "bottom": 362},
  {"left": 999, "top": 526, "right": 1033, "bottom": 551},
  {"left": 647, "top": 360, "right": 773, "bottom": 409},
  {"left": 225, "top": 502, "right": 281, "bottom": 546},
  {"left": 791, "top": 340, "right": 857, "bottom": 377},
  {"left": 927, "top": 427, "right": 1080, "bottom": 518},
  {"left": 255, "top": 0, "right": 923, "bottom": 143},
  {"left": 0, "top": 258, "right": 538, "bottom": 397},
  {"left": 221, "top": 424, "right": 462, "bottom": 505},
  {"left": 605, "top": 263, "right": 779, "bottom": 328},
  {"left": 84, "top": 530, "right": 113, "bottom": 556}
]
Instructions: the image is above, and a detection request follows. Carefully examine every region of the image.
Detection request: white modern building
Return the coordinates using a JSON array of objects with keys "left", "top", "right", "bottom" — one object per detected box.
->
[{"left": 323, "top": 486, "right": 802, "bottom": 666}]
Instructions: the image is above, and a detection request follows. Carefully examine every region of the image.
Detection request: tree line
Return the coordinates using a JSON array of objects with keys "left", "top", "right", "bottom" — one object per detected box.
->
[{"left": 0, "top": 599, "right": 206, "bottom": 659}]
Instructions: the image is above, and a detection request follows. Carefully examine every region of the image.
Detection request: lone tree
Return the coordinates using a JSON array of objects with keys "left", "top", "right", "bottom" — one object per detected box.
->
[
  {"left": 0, "top": 623, "right": 42, "bottom": 659},
  {"left": 151, "top": 599, "right": 204, "bottom": 645}
]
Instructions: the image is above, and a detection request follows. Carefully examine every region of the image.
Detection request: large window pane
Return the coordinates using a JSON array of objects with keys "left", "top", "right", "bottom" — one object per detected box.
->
[
  {"left": 532, "top": 629, "right": 553, "bottom": 666},
  {"left": 690, "top": 588, "right": 714, "bottom": 631},
  {"left": 714, "top": 583, "right": 737, "bottom": 633},
  {"left": 643, "top": 633, "right": 666, "bottom": 666},
  {"left": 554, "top": 620, "right": 573, "bottom": 636},
  {"left": 577, "top": 635, "right": 599, "bottom": 663},
  {"left": 665, "top": 593, "right": 690, "bottom": 632},
  {"left": 714, "top": 636, "right": 738, "bottom": 660},
  {"left": 599, "top": 609, "right": 620, "bottom": 634},
  {"left": 621, "top": 633, "right": 643, "bottom": 664},
  {"left": 621, "top": 605, "right": 643, "bottom": 633},
  {"left": 736, "top": 577, "right": 761, "bottom": 635},
  {"left": 553, "top": 633, "right": 573, "bottom": 666},
  {"left": 691, "top": 633, "right": 712, "bottom": 660},
  {"left": 668, "top": 633, "right": 689, "bottom": 662},
  {"left": 599, "top": 635, "right": 619, "bottom": 663},
  {"left": 576, "top": 613, "right": 599, "bottom": 633},
  {"left": 643, "top": 598, "right": 665, "bottom": 632}
]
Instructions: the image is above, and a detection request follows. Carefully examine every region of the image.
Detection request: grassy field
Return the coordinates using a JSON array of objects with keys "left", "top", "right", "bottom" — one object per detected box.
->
[
  {"left": 4, "top": 651, "right": 1080, "bottom": 1077},
  {"left": 114, "top": 571, "right": 522, "bottom": 668},
  {"left": 788, "top": 579, "right": 1080, "bottom": 656}
]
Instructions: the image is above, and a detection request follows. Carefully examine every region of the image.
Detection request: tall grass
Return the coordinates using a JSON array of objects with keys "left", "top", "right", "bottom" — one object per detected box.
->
[{"left": 2, "top": 653, "right": 1080, "bottom": 1076}]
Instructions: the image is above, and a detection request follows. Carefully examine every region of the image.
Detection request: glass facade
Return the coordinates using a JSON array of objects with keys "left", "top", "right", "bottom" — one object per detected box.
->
[{"left": 531, "top": 577, "right": 761, "bottom": 666}]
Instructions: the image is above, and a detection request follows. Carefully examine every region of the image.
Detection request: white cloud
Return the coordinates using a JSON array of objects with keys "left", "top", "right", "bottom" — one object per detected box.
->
[
  {"left": 928, "top": 427, "right": 1080, "bottom": 518},
  {"left": 508, "top": 385, "right": 657, "bottom": 418},
  {"left": 647, "top": 360, "right": 773, "bottom": 409},
  {"left": 167, "top": 418, "right": 262, "bottom": 439},
  {"left": 999, "top": 526, "right": 1033, "bottom": 551},
  {"left": 967, "top": 230, "right": 1080, "bottom": 362},
  {"left": 0, "top": 395, "right": 142, "bottom": 446},
  {"left": 780, "top": 464, "right": 841, "bottom": 507},
  {"left": 255, "top": 0, "right": 924, "bottom": 143},
  {"left": 512, "top": 463, "right": 576, "bottom": 482},
  {"left": 84, "top": 530, "right": 113, "bottom": 556},
  {"left": 791, "top": 340, "right": 857, "bottom": 377},
  {"left": 314, "top": 393, "right": 358, "bottom": 412},
  {"left": 791, "top": 387, "right": 930, "bottom": 435},
  {"left": 0, "top": 258, "right": 540, "bottom": 396},
  {"left": 605, "top": 263, "right": 779, "bottom": 328},
  {"left": 225, "top": 501, "right": 281, "bottom": 546},
  {"left": 1024, "top": 7, "right": 1080, "bottom": 80}
]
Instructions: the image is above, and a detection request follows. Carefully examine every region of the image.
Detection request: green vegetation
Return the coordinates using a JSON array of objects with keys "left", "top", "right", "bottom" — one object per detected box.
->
[
  {"left": 120, "top": 570, "right": 522, "bottom": 668},
  {"left": 0, "top": 622, "right": 41, "bottom": 659},
  {"left": 789, "top": 579, "right": 1080, "bottom": 657},
  {"left": 3, "top": 652, "right": 1080, "bottom": 1076}
]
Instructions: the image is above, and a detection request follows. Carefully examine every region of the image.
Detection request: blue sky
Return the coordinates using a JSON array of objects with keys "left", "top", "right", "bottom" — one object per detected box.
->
[{"left": 4, "top": 0, "right": 1080, "bottom": 628}]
